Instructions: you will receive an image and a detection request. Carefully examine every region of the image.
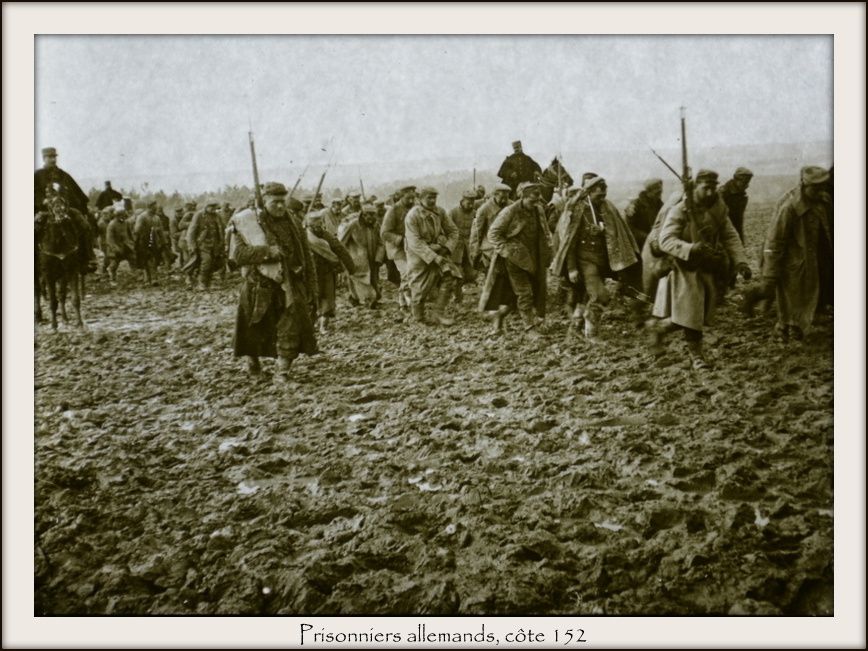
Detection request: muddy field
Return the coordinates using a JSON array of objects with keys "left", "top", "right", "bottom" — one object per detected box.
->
[{"left": 34, "top": 205, "right": 833, "bottom": 616}]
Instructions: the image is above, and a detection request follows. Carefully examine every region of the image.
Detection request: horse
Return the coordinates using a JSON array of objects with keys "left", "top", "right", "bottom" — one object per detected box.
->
[
  {"left": 536, "top": 157, "right": 575, "bottom": 204},
  {"left": 35, "top": 201, "right": 86, "bottom": 330}
]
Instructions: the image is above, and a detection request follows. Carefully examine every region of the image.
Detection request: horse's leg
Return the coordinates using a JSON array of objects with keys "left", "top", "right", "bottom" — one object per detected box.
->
[
  {"left": 35, "top": 272, "right": 44, "bottom": 323},
  {"left": 59, "top": 276, "right": 69, "bottom": 323},
  {"left": 48, "top": 279, "right": 58, "bottom": 331},
  {"left": 72, "top": 272, "right": 83, "bottom": 327}
]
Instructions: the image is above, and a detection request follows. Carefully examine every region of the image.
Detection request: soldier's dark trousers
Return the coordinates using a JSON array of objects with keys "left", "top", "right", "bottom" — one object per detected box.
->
[{"left": 505, "top": 261, "right": 537, "bottom": 315}]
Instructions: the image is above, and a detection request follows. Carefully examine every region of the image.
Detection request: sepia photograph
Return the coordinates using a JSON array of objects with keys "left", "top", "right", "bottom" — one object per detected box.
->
[{"left": 4, "top": 2, "right": 865, "bottom": 648}]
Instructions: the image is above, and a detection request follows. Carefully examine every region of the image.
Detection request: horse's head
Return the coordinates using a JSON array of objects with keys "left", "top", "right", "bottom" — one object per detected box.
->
[{"left": 37, "top": 198, "right": 79, "bottom": 259}]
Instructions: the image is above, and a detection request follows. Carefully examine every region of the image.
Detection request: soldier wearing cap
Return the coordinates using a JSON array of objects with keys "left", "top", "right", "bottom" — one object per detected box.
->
[
  {"left": 338, "top": 204, "right": 384, "bottom": 310},
  {"left": 34, "top": 147, "right": 91, "bottom": 217},
  {"left": 479, "top": 181, "right": 551, "bottom": 336},
  {"left": 186, "top": 199, "right": 226, "bottom": 290},
  {"left": 404, "top": 187, "right": 462, "bottom": 325},
  {"left": 719, "top": 167, "right": 754, "bottom": 244},
  {"left": 105, "top": 199, "right": 137, "bottom": 285},
  {"left": 380, "top": 185, "right": 417, "bottom": 308},
  {"left": 133, "top": 200, "right": 172, "bottom": 286},
  {"left": 319, "top": 197, "right": 345, "bottom": 236},
  {"left": 497, "top": 140, "right": 543, "bottom": 194},
  {"left": 341, "top": 191, "right": 363, "bottom": 218},
  {"left": 469, "top": 183, "right": 512, "bottom": 273},
  {"left": 551, "top": 175, "right": 643, "bottom": 340},
  {"left": 228, "top": 181, "right": 318, "bottom": 379},
  {"left": 648, "top": 169, "right": 751, "bottom": 368},
  {"left": 304, "top": 209, "right": 356, "bottom": 332},
  {"left": 742, "top": 166, "right": 832, "bottom": 342},
  {"left": 447, "top": 190, "right": 479, "bottom": 303}
]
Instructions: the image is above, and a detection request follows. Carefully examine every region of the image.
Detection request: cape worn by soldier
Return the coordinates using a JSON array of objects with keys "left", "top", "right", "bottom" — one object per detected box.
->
[
  {"left": 338, "top": 206, "right": 383, "bottom": 309},
  {"left": 404, "top": 187, "right": 462, "bottom": 325},
  {"left": 228, "top": 182, "right": 318, "bottom": 378},
  {"left": 304, "top": 210, "right": 356, "bottom": 331},
  {"left": 479, "top": 182, "right": 551, "bottom": 335}
]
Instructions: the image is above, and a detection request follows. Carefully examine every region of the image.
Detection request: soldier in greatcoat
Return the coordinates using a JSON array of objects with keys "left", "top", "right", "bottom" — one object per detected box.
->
[
  {"left": 228, "top": 182, "right": 318, "bottom": 380},
  {"left": 478, "top": 182, "right": 551, "bottom": 337},
  {"left": 447, "top": 190, "right": 478, "bottom": 303},
  {"left": 338, "top": 205, "right": 384, "bottom": 310},
  {"left": 380, "top": 185, "right": 417, "bottom": 309},
  {"left": 404, "top": 187, "right": 462, "bottom": 326},
  {"left": 468, "top": 183, "right": 511, "bottom": 273},
  {"left": 186, "top": 199, "right": 226, "bottom": 290},
  {"left": 648, "top": 169, "right": 752, "bottom": 368},
  {"left": 304, "top": 210, "right": 355, "bottom": 333}
]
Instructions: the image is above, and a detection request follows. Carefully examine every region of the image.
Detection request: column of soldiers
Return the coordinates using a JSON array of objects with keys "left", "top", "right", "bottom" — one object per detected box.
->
[{"left": 36, "top": 143, "right": 833, "bottom": 380}]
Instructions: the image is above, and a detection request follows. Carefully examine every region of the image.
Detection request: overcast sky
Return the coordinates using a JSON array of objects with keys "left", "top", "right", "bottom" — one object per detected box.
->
[{"left": 35, "top": 35, "right": 832, "bottom": 182}]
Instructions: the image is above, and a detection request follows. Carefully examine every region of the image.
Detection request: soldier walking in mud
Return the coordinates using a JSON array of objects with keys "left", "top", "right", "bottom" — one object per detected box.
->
[
  {"left": 741, "top": 166, "right": 832, "bottom": 343},
  {"left": 648, "top": 169, "right": 752, "bottom": 368},
  {"left": 339, "top": 204, "right": 384, "bottom": 310},
  {"left": 478, "top": 182, "right": 551, "bottom": 337},
  {"left": 624, "top": 178, "right": 665, "bottom": 253},
  {"left": 304, "top": 209, "right": 355, "bottom": 333},
  {"left": 469, "top": 183, "right": 511, "bottom": 273},
  {"left": 186, "top": 199, "right": 226, "bottom": 290},
  {"left": 380, "top": 185, "right": 417, "bottom": 310},
  {"left": 447, "top": 190, "right": 478, "bottom": 304},
  {"left": 134, "top": 201, "right": 172, "bottom": 286},
  {"left": 551, "top": 175, "right": 644, "bottom": 341},
  {"left": 104, "top": 200, "right": 137, "bottom": 286},
  {"left": 228, "top": 182, "right": 319, "bottom": 380},
  {"left": 719, "top": 167, "right": 753, "bottom": 244},
  {"left": 404, "top": 187, "right": 462, "bottom": 326}
]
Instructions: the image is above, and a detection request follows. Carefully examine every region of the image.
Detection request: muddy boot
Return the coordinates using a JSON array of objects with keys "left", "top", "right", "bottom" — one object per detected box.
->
[
  {"left": 247, "top": 356, "right": 262, "bottom": 376},
  {"left": 686, "top": 339, "right": 710, "bottom": 370},
  {"left": 486, "top": 305, "right": 510, "bottom": 336},
  {"left": 318, "top": 315, "right": 329, "bottom": 335},
  {"left": 411, "top": 303, "right": 427, "bottom": 324},
  {"left": 740, "top": 285, "right": 763, "bottom": 318},
  {"left": 570, "top": 304, "right": 586, "bottom": 337},
  {"left": 453, "top": 283, "right": 463, "bottom": 305},
  {"left": 583, "top": 308, "right": 601, "bottom": 343},
  {"left": 275, "top": 356, "right": 293, "bottom": 382},
  {"left": 430, "top": 292, "right": 455, "bottom": 326},
  {"left": 520, "top": 309, "right": 543, "bottom": 339}
]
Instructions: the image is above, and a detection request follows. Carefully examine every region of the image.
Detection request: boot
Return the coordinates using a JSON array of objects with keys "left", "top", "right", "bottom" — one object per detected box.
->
[
  {"left": 247, "top": 356, "right": 262, "bottom": 376},
  {"left": 275, "top": 356, "right": 293, "bottom": 381},
  {"left": 453, "top": 283, "right": 464, "bottom": 304},
  {"left": 429, "top": 292, "right": 455, "bottom": 326},
  {"left": 520, "top": 309, "right": 543, "bottom": 338},
  {"left": 570, "top": 304, "right": 585, "bottom": 336},
  {"left": 686, "top": 339, "right": 709, "bottom": 369},
  {"left": 317, "top": 315, "right": 329, "bottom": 335},
  {"left": 583, "top": 308, "right": 601, "bottom": 342},
  {"left": 489, "top": 305, "right": 510, "bottom": 336},
  {"left": 411, "top": 303, "right": 427, "bottom": 323}
]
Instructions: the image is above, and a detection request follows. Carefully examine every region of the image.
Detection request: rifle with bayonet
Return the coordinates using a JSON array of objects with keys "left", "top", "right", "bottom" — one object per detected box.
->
[
  {"left": 247, "top": 129, "right": 295, "bottom": 305},
  {"left": 304, "top": 170, "right": 328, "bottom": 220}
]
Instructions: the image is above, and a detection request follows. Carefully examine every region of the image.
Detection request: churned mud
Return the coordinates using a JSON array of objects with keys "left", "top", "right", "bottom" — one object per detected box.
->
[{"left": 34, "top": 207, "right": 833, "bottom": 615}]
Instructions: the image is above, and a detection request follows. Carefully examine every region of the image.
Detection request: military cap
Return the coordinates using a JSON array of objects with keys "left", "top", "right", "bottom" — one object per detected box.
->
[
  {"left": 263, "top": 181, "right": 288, "bottom": 197},
  {"left": 462, "top": 190, "right": 477, "bottom": 200},
  {"left": 185, "top": 200, "right": 197, "bottom": 209},
  {"left": 205, "top": 198, "right": 220, "bottom": 208},
  {"left": 419, "top": 186, "right": 438, "bottom": 197},
  {"left": 147, "top": 200, "right": 158, "bottom": 208},
  {"left": 733, "top": 167, "right": 754, "bottom": 179},
  {"left": 374, "top": 198, "right": 385, "bottom": 206},
  {"left": 512, "top": 140, "right": 522, "bottom": 149},
  {"left": 330, "top": 196, "right": 343, "bottom": 204},
  {"left": 643, "top": 178, "right": 664, "bottom": 191},
  {"left": 347, "top": 190, "right": 361, "bottom": 199},
  {"left": 362, "top": 204, "right": 378, "bottom": 214},
  {"left": 123, "top": 197, "right": 134, "bottom": 210},
  {"left": 695, "top": 169, "right": 719, "bottom": 184},
  {"left": 287, "top": 197, "right": 304, "bottom": 213},
  {"left": 399, "top": 185, "right": 417, "bottom": 194},
  {"left": 517, "top": 181, "right": 542, "bottom": 195},
  {"left": 41, "top": 147, "right": 57, "bottom": 157},
  {"left": 581, "top": 176, "right": 606, "bottom": 191},
  {"left": 581, "top": 172, "right": 599, "bottom": 182},
  {"left": 800, "top": 166, "right": 829, "bottom": 186},
  {"left": 492, "top": 183, "right": 512, "bottom": 194}
]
